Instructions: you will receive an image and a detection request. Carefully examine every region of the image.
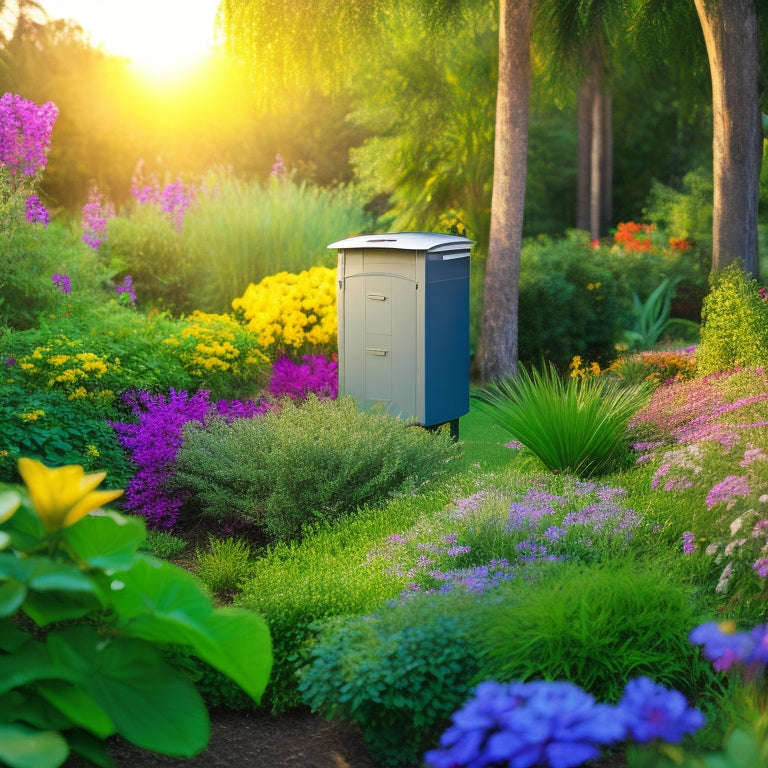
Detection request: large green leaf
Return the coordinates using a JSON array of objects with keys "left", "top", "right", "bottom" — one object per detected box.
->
[
  {"left": 0, "top": 722, "right": 68, "bottom": 768},
  {"left": 62, "top": 511, "right": 146, "bottom": 571},
  {"left": 0, "top": 640, "right": 78, "bottom": 696},
  {"left": 65, "top": 729, "right": 114, "bottom": 768},
  {"left": 36, "top": 681, "right": 115, "bottom": 739},
  {"left": 46, "top": 627, "right": 209, "bottom": 757},
  {"left": 0, "top": 554, "right": 103, "bottom": 625},
  {"left": 108, "top": 555, "right": 212, "bottom": 621},
  {"left": 1, "top": 502, "right": 47, "bottom": 551},
  {"left": 111, "top": 559, "right": 272, "bottom": 702}
]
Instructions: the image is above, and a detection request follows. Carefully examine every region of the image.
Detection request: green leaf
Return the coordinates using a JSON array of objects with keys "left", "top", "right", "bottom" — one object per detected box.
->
[
  {"left": 61, "top": 511, "right": 146, "bottom": 571},
  {"left": 0, "top": 578, "right": 26, "bottom": 617},
  {"left": 0, "top": 640, "right": 78, "bottom": 696},
  {"left": 46, "top": 627, "right": 209, "bottom": 757},
  {"left": 65, "top": 729, "right": 114, "bottom": 768},
  {"left": 0, "top": 722, "right": 69, "bottom": 768},
  {"left": 110, "top": 560, "right": 272, "bottom": 703},
  {"left": 36, "top": 681, "right": 116, "bottom": 739},
  {"left": 0, "top": 617, "right": 30, "bottom": 652}
]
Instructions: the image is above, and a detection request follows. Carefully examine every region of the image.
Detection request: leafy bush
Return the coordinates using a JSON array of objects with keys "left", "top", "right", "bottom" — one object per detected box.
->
[
  {"left": 100, "top": 203, "right": 195, "bottom": 315},
  {"left": 517, "top": 231, "right": 632, "bottom": 369},
  {"left": 195, "top": 536, "right": 253, "bottom": 597},
  {"left": 0, "top": 383, "right": 131, "bottom": 487},
  {"left": 473, "top": 363, "right": 650, "bottom": 477},
  {"left": 0, "top": 458, "right": 271, "bottom": 767},
  {"left": 475, "top": 561, "right": 714, "bottom": 703},
  {"left": 298, "top": 593, "right": 484, "bottom": 767},
  {"left": 142, "top": 528, "right": 188, "bottom": 560},
  {"left": 696, "top": 264, "right": 768, "bottom": 375},
  {"left": 173, "top": 396, "right": 461, "bottom": 542},
  {"left": 607, "top": 346, "right": 697, "bottom": 387}
]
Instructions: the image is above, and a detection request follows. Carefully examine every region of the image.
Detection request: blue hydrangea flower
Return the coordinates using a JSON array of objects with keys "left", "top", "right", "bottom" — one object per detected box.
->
[
  {"left": 615, "top": 677, "right": 705, "bottom": 744},
  {"left": 424, "top": 680, "right": 625, "bottom": 768}
]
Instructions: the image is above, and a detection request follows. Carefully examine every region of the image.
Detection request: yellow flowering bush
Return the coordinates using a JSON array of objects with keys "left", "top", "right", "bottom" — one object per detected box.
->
[
  {"left": 607, "top": 347, "right": 697, "bottom": 387},
  {"left": 162, "top": 310, "right": 270, "bottom": 398},
  {"left": 568, "top": 355, "right": 602, "bottom": 380},
  {"left": 232, "top": 266, "right": 337, "bottom": 359},
  {"left": 15, "top": 335, "right": 119, "bottom": 402}
]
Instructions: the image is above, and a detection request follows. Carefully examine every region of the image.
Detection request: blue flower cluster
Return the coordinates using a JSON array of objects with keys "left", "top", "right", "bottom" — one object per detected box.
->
[{"left": 425, "top": 677, "right": 704, "bottom": 768}]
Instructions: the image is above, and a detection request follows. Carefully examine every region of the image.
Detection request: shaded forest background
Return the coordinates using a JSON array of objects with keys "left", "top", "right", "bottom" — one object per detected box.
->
[{"left": 0, "top": 0, "right": 719, "bottom": 240}]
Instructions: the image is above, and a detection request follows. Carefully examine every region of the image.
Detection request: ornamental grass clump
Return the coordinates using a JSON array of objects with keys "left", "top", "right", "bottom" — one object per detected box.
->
[
  {"left": 473, "top": 363, "right": 650, "bottom": 477},
  {"left": 475, "top": 561, "right": 713, "bottom": 703}
]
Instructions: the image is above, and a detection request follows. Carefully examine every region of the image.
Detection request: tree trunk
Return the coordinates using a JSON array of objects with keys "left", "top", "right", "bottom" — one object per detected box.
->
[
  {"left": 477, "top": 0, "right": 531, "bottom": 382},
  {"left": 693, "top": 0, "right": 761, "bottom": 278},
  {"left": 576, "top": 51, "right": 612, "bottom": 240}
]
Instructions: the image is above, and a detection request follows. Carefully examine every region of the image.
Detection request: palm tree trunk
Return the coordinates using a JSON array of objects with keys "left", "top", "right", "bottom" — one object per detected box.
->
[
  {"left": 478, "top": 0, "right": 531, "bottom": 381},
  {"left": 693, "top": 0, "right": 761, "bottom": 278}
]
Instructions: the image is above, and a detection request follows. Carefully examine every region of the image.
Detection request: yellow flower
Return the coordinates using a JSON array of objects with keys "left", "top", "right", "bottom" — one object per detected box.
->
[
  {"left": 20, "top": 409, "right": 45, "bottom": 422},
  {"left": 17, "top": 458, "right": 123, "bottom": 532},
  {"left": 85, "top": 444, "right": 100, "bottom": 458}
]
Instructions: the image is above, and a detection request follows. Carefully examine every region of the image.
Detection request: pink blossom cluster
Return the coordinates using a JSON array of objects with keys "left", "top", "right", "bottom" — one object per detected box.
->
[
  {"left": 634, "top": 367, "right": 768, "bottom": 597},
  {"left": 81, "top": 186, "right": 115, "bottom": 249},
  {"left": 130, "top": 161, "right": 197, "bottom": 231}
]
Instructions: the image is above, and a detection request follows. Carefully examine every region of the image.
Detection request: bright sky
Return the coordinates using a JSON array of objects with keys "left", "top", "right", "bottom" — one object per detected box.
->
[{"left": 40, "top": 0, "right": 222, "bottom": 80}]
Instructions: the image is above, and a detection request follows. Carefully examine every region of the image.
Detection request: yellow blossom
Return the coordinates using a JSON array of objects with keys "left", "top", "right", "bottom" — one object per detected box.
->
[
  {"left": 17, "top": 458, "right": 123, "bottom": 532},
  {"left": 20, "top": 410, "right": 45, "bottom": 422}
]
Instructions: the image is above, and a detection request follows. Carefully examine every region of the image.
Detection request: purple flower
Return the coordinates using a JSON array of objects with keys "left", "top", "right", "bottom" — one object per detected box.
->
[
  {"left": 116, "top": 274, "right": 137, "bottom": 303},
  {"left": 753, "top": 558, "right": 768, "bottom": 578},
  {"left": 267, "top": 354, "right": 338, "bottom": 401},
  {"left": 689, "top": 621, "right": 757, "bottom": 672},
  {"left": 25, "top": 194, "right": 49, "bottom": 225},
  {"left": 682, "top": 531, "right": 696, "bottom": 554},
  {"left": 705, "top": 475, "right": 751, "bottom": 510},
  {"left": 615, "top": 677, "right": 704, "bottom": 744},
  {"left": 0, "top": 93, "right": 58, "bottom": 183},
  {"left": 51, "top": 273, "right": 71, "bottom": 293},
  {"left": 425, "top": 680, "right": 625, "bottom": 768},
  {"left": 81, "top": 186, "right": 115, "bottom": 249}
]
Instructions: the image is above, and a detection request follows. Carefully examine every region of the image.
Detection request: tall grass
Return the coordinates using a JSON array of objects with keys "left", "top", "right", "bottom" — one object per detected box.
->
[
  {"left": 184, "top": 176, "right": 372, "bottom": 312},
  {"left": 473, "top": 363, "right": 651, "bottom": 477}
]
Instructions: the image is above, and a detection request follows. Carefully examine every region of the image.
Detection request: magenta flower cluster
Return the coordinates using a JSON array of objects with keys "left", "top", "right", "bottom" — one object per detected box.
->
[
  {"left": 115, "top": 275, "right": 137, "bottom": 303},
  {"left": 267, "top": 354, "right": 338, "bottom": 401},
  {"left": 24, "top": 194, "right": 49, "bottom": 226},
  {"left": 131, "top": 162, "right": 197, "bottom": 231},
  {"left": 0, "top": 92, "right": 58, "bottom": 184},
  {"left": 81, "top": 186, "right": 115, "bottom": 249},
  {"left": 425, "top": 677, "right": 703, "bottom": 768},
  {"left": 51, "top": 273, "right": 71, "bottom": 294}
]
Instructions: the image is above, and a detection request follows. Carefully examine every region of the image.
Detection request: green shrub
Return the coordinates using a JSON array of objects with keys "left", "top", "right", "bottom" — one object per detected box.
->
[
  {"left": 235, "top": 491, "right": 447, "bottom": 711},
  {"left": 696, "top": 263, "right": 768, "bottom": 375},
  {"left": 476, "top": 561, "right": 714, "bottom": 703},
  {"left": 473, "top": 363, "right": 650, "bottom": 477},
  {"left": 142, "top": 529, "right": 189, "bottom": 560},
  {"left": 100, "top": 205, "right": 194, "bottom": 315},
  {"left": 0, "top": 220, "right": 111, "bottom": 331},
  {"left": 517, "top": 231, "right": 632, "bottom": 369},
  {"left": 0, "top": 383, "right": 131, "bottom": 487},
  {"left": 173, "top": 396, "right": 461, "bottom": 542},
  {"left": 298, "top": 593, "right": 483, "bottom": 767},
  {"left": 195, "top": 536, "right": 253, "bottom": 597}
]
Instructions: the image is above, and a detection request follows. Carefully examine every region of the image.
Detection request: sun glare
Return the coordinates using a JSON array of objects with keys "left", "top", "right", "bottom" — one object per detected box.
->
[{"left": 41, "top": 0, "right": 221, "bottom": 82}]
